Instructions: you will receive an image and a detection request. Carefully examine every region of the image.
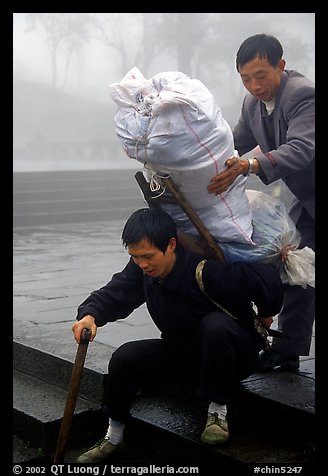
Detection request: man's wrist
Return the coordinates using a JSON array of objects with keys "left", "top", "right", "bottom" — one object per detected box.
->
[
  {"left": 243, "top": 158, "right": 253, "bottom": 176},
  {"left": 243, "top": 158, "right": 259, "bottom": 176}
]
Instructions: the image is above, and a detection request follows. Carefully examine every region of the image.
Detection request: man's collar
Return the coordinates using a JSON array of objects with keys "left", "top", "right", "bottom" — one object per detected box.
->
[{"left": 149, "top": 244, "right": 189, "bottom": 290}]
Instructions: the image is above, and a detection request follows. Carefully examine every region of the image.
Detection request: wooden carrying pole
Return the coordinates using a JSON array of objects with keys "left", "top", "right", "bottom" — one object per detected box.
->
[
  {"left": 135, "top": 171, "right": 225, "bottom": 262},
  {"left": 161, "top": 175, "right": 226, "bottom": 262},
  {"left": 53, "top": 328, "right": 91, "bottom": 464}
]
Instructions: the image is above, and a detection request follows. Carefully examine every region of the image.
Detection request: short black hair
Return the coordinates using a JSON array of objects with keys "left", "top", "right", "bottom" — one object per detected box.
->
[
  {"left": 121, "top": 208, "right": 177, "bottom": 253},
  {"left": 236, "top": 34, "right": 283, "bottom": 71}
]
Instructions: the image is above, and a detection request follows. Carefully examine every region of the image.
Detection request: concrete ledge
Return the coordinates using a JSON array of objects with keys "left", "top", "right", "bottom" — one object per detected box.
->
[
  {"left": 13, "top": 369, "right": 104, "bottom": 453},
  {"left": 14, "top": 341, "right": 104, "bottom": 404},
  {"left": 13, "top": 345, "right": 315, "bottom": 465}
]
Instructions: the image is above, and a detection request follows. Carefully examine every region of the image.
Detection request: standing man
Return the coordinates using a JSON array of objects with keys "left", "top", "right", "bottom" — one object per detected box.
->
[
  {"left": 208, "top": 34, "right": 315, "bottom": 372},
  {"left": 72, "top": 207, "right": 282, "bottom": 463}
]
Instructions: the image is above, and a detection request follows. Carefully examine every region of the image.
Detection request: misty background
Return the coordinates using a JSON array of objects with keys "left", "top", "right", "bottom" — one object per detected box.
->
[{"left": 13, "top": 13, "right": 315, "bottom": 172}]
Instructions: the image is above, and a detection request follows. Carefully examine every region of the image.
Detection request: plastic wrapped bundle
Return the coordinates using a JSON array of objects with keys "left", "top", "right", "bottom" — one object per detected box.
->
[
  {"left": 109, "top": 67, "right": 253, "bottom": 244},
  {"left": 214, "top": 190, "right": 315, "bottom": 289}
]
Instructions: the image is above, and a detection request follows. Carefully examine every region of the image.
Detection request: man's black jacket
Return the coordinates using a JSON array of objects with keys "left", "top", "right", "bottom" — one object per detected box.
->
[{"left": 77, "top": 244, "right": 283, "bottom": 350}]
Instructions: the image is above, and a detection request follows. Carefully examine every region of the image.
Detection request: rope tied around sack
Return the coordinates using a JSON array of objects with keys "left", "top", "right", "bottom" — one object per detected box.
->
[
  {"left": 280, "top": 244, "right": 297, "bottom": 263},
  {"left": 143, "top": 162, "right": 169, "bottom": 198}
]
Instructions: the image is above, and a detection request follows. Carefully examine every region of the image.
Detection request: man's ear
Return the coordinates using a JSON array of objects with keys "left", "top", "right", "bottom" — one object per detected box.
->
[
  {"left": 278, "top": 59, "right": 286, "bottom": 72},
  {"left": 167, "top": 237, "right": 177, "bottom": 252}
]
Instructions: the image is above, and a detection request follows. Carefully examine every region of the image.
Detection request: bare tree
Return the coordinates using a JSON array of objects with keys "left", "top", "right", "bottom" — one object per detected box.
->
[
  {"left": 25, "top": 13, "right": 92, "bottom": 88},
  {"left": 88, "top": 13, "right": 171, "bottom": 78},
  {"left": 89, "top": 13, "right": 214, "bottom": 78},
  {"left": 154, "top": 13, "right": 212, "bottom": 77}
]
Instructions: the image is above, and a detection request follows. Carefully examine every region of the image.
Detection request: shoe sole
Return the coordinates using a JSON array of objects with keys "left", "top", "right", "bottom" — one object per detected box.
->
[
  {"left": 200, "top": 434, "right": 229, "bottom": 446},
  {"left": 279, "top": 363, "right": 300, "bottom": 372},
  {"left": 257, "top": 359, "right": 300, "bottom": 372},
  {"left": 257, "top": 365, "right": 299, "bottom": 373}
]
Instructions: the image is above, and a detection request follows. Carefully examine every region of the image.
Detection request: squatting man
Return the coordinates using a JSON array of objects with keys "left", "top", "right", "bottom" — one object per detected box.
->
[{"left": 72, "top": 208, "right": 283, "bottom": 463}]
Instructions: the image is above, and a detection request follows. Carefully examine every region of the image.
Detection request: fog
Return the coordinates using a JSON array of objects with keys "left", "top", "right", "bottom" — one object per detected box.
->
[{"left": 13, "top": 13, "right": 315, "bottom": 172}]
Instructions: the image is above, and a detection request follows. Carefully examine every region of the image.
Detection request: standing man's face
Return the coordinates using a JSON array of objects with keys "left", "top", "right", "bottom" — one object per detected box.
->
[{"left": 238, "top": 56, "right": 285, "bottom": 102}]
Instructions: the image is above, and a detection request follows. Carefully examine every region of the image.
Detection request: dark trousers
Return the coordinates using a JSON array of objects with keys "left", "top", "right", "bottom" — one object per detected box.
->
[
  {"left": 272, "top": 282, "right": 315, "bottom": 356},
  {"left": 103, "top": 311, "right": 261, "bottom": 422},
  {"left": 272, "top": 206, "right": 315, "bottom": 356}
]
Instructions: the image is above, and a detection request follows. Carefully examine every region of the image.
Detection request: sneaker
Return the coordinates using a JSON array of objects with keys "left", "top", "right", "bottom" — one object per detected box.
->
[
  {"left": 200, "top": 412, "right": 229, "bottom": 445},
  {"left": 258, "top": 348, "right": 300, "bottom": 372},
  {"left": 76, "top": 438, "right": 124, "bottom": 463}
]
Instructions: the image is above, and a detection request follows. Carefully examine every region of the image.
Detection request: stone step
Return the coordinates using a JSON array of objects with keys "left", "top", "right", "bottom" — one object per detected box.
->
[
  {"left": 13, "top": 344, "right": 315, "bottom": 465},
  {"left": 13, "top": 382, "right": 315, "bottom": 467},
  {"left": 13, "top": 368, "right": 105, "bottom": 454},
  {"left": 13, "top": 340, "right": 315, "bottom": 422},
  {"left": 13, "top": 341, "right": 103, "bottom": 404}
]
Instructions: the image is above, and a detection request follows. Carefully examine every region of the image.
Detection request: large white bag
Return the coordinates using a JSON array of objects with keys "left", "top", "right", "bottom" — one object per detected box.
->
[{"left": 109, "top": 67, "right": 254, "bottom": 244}]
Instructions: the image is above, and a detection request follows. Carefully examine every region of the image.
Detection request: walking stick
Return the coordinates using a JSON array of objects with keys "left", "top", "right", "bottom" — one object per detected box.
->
[{"left": 53, "top": 328, "right": 92, "bottom": 464}]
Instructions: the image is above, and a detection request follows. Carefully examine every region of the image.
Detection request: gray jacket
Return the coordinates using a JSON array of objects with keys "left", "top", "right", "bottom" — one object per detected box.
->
[{"left": 233, "top": 70, "right": 315, "bottom": 223}]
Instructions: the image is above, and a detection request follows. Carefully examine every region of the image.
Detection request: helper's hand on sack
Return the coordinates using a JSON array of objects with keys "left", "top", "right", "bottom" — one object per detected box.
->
[{"left": 208, "top": 156, "right": 242, "bottom": 194}]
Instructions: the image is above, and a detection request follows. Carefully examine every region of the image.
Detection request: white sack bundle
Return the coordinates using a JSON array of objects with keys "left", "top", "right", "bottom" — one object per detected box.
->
[
  {"left": 109, "top": 67, "right": 254, "bottom": 244},
  {"left": 218, "top": 190, "right": 315, "bottom": 289}
]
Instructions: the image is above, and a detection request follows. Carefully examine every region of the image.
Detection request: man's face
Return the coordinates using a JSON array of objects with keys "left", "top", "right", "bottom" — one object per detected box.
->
[
  {"left": 127, "top": 238, "right": 176, "bottom": 279},
  {"left": 239, "top": 56, "right": 285, "bottom": 102}
]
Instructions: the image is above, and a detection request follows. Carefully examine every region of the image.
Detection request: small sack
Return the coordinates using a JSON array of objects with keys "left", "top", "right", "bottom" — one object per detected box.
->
[{"left": 216, "top": 190, "right": 315, "bottom": 289}]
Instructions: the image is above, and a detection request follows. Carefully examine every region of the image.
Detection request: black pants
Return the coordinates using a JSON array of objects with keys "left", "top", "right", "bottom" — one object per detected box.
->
[
  {"left": 272, "top": 206, "right": 315, "bottom": 356},
  {"left": 103, "top": 311, "right": 262, "bottom": 423}
]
